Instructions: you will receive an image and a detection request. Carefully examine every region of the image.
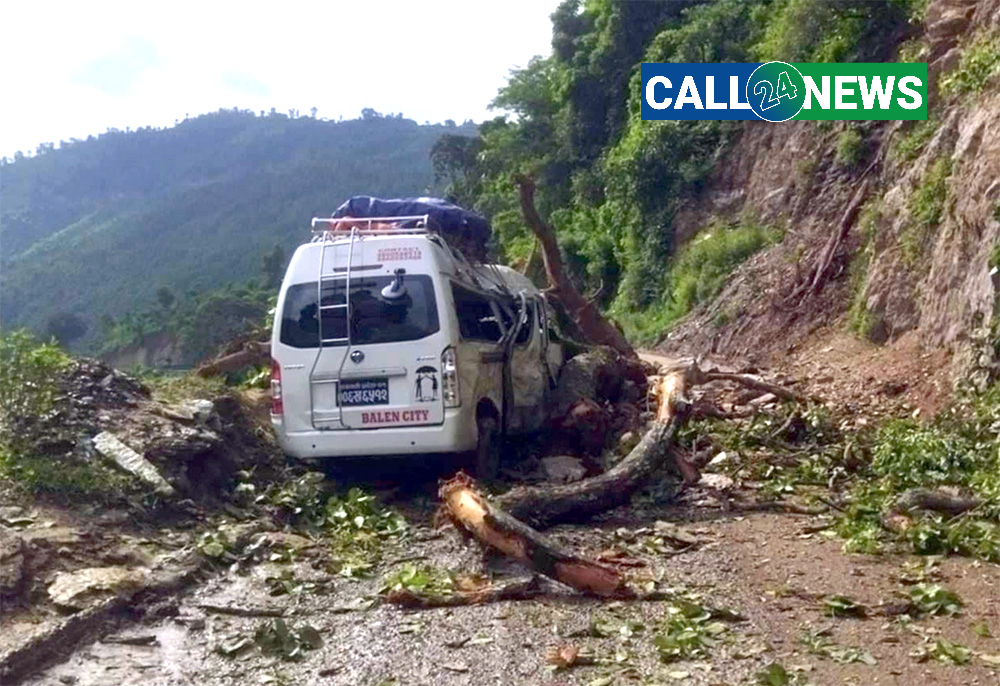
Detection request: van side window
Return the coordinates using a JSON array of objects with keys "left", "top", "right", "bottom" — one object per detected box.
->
[{"left": 452, "top": 284, "right": 503, "bottom": 342}]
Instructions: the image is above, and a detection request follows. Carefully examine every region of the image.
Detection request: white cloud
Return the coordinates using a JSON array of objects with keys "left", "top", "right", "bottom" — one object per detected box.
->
[
  {"left": 0, "top": 0, "right": 560, "bottom": 157},
  {"left": 72, "top": 36, "right": 161, "bottom": 96}
]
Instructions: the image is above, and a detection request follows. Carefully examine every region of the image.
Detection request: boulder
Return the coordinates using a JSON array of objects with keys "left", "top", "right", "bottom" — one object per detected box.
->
[
  {"left": 48, "top": 566, "right": 151, "bottom": 611},
  {"left": 0, "top": 527, "right": 27, "bottom": 596},
  {"left": 92, "top": 432, "right": 175, "bottom": 496},
  {"left": 540, "top": 455, "right": 588, "bottom": 484}
]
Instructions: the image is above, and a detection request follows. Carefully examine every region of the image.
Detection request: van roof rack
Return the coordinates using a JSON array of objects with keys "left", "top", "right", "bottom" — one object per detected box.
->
[{"left": 310, "top": 215, "right": 434, "bottom": 237}]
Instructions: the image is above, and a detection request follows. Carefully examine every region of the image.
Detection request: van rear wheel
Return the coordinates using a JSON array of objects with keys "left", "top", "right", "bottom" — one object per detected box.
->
[{"left": 474, "top": 414, "right": 501, "bottom": 481}]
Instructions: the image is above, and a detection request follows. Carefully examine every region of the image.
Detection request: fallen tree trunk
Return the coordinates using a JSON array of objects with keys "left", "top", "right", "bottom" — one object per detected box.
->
[
  {"left": 440, "top": 474, "right": 627, "bottom": 597},
  {"left": 498, "top": 366, "right": 692, "bottom": 528},
  {"left": 439, "top": 362, "right": 816, "bottom": 594},
  {"left": 894, "top": 488, "right": 983, "bottom": 517},
  {"left": 196, "top": 342, "right": 270, "bottom": 378},
  {"left": 513, "top": 174, "right": 635, "bottom": 358}
]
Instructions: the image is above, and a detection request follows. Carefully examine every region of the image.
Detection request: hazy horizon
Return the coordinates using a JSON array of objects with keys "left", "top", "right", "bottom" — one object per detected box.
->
[{"left": 1, "top": 0, "right": 561, "bottom": 159}]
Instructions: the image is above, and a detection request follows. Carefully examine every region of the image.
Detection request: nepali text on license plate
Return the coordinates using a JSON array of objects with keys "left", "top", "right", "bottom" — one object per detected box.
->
[{"left": 337, "top": 378, "right": 389, "bottom": 406}]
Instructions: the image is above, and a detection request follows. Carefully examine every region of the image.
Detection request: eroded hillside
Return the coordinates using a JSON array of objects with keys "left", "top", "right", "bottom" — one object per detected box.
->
[{"left": 663, "top": 0, "right": 1000, "bottom": 390}]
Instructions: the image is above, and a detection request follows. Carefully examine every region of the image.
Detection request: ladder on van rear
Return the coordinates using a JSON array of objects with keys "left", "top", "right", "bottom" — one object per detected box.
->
[{"left": 308, "top": 226, "right": 355, "bottom": 429}]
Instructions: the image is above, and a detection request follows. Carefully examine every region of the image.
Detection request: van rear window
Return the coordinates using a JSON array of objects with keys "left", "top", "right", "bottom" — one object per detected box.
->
[{"left": 280, "top": 275, "right": 439, "bottom": 348}]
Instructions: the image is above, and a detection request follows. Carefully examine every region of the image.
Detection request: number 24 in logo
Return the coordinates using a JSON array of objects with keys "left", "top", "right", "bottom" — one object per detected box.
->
[{"left": 754, "top": 70, "right": 797, "bottom": 111}]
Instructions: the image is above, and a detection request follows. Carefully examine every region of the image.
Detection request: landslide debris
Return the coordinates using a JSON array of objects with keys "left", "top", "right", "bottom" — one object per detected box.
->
[{"left": 9, "top": 356, "right": 281, "bottom": 503}]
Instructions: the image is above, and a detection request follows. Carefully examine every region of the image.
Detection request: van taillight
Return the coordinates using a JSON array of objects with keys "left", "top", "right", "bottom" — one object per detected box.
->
[
  {"left": 441, "top": 346, "right": 460, "bottom": 407},
  {"left": 270, "top": 358, "right": 283, "bottom": 415}
]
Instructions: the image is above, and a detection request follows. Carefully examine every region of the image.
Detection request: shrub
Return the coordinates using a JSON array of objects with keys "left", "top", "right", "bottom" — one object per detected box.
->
[
  {"left": 892, "top": 117, "right": 938, "bottom": 162},
  {"left": 835, "top": 128, "right": 865, "bottom": 168},
  {"left": 848, "top": 198, "right": 883, "bottom": 340},
  {"left": 940, "top": 30, "right": 1000, "bottom": 98},
  {"left": 0, "top": 330, "right": 71, "bottom": 450},
  {"left": 901, "top": 157, "right": 951, "bottom": 264},
  {"left": 614, "top": 218, "right": 781, "bottom": 342},
  {"left": 0, "top": 330, "right": 140, "bottom": 499}
]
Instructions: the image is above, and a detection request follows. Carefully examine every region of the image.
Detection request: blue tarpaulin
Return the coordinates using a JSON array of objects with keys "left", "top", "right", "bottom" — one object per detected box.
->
[{"left": 332, "top": 196, "right": 491, "bottom": 261}]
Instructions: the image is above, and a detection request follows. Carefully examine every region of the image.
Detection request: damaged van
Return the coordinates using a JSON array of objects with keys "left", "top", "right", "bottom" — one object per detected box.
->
[{"left": 270, "top": 198, "right": 563, "bottom": 477}]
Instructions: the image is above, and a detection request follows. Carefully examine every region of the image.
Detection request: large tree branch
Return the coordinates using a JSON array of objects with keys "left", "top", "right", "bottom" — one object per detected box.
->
[{"left": 513, "top": 174, "right": 635, "bottom": 357}]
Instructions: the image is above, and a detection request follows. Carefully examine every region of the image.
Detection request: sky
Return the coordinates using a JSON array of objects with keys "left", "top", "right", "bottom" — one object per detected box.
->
[{"left": 0, "top": 0, "right": 562, "bottom": 158}]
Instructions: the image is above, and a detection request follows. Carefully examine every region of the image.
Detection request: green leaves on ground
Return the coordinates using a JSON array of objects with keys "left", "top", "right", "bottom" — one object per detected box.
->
[
  {"left": 799, "top": 627, "right": 877, "bottom": 665},
  {"left": 261, "top": 473, "right": 407, "bottom": 576},
  {"left": 836, "top": 386, "right": 1000, "bottom": 561},
  {"left": 653, "top": 599, "right": 729, "bottom": 662},
  {"left": 911, "top": 638, "right": 972, "bottom": 666},
  {"left": 907, "top": 583, "right": 962, "bottom": 617},
  {"left": 381, "top": 563, "right": 455, "bottom": 598},
  {"left": 217, "top": 618, "right": 323, "bottom": 662},
  {"left": 822, "top": 595, "right": 866, "bottom": 618},
  {"left": 755, "top": 662, "right": 807, "bottom": 686}
]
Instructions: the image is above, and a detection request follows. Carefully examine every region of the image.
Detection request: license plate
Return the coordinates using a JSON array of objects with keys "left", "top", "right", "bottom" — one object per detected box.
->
[{"left": 337, "top": 378, "right": 389, "bottom": 406}]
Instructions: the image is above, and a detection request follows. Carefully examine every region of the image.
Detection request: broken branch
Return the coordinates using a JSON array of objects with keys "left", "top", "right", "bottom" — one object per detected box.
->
[
  {"left": 440, "top": 474, "right": 627, "bottom": 597},
  {"left": 384, "top": 577, "right": 544, "bottom": 608}
]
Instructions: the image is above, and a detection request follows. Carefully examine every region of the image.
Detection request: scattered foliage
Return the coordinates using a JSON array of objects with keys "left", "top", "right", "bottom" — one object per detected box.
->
[
  {"left": 381, "top": 563, "right": 455, "bottom": 598},
  {"left": 754, "top": 662, "right": 806, "bottom": 686},
  {"left": 799, "top": 627, "right": 877, "bottom": 664},
  {"left": 822, "top": 594, "right": 867, "bottom": 618},
  {"left": 836, "top": 386, "right": 1000, "bottom": 561},
  {"left": 911, "top": 638, "right": 972, "bottom": 665},
  {"left": 652, "top": 598, "right": 728, "bottom": 662},
  {"left": 218, "top": 618, "right": 322, "bottom": 661},
  {"left": 907, "top": 583, "right": 962, "bottom": 617},
  {"left": 261, "top": 474, "right": 407, "bottom": 576}
]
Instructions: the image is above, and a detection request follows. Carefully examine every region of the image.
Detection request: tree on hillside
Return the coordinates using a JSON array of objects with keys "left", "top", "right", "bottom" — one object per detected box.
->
[
  {"left": 261, "top": 244, "right": 286, "bottom": 289},
  {"left": 44, "top": 312, "right": 88, "bottom": 346},
  {"left": 430, "top": 134, "right": 483, "bottom": 207},
  {"left": 156, "top": 286, "right": 176, "bottom": 311}
]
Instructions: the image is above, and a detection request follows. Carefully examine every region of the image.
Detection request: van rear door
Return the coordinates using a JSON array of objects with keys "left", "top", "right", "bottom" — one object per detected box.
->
[{"left": 277, "top": 243, "right": 446, "bottom": 431}]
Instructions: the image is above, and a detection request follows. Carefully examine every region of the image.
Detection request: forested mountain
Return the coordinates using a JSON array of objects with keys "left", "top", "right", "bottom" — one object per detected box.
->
[{"left": 0, "top": 109, "right": 474, "bottom": 352}]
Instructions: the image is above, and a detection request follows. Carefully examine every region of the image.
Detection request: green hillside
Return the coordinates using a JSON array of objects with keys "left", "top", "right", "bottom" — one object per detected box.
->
[{"left": 0, "top": 109, "right": 474, "bottom": 350}]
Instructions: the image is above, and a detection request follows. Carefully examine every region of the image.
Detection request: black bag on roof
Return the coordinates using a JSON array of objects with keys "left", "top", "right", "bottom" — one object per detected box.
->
[{"left": 331, "top": 196, "right": 491, "bottom": 262}]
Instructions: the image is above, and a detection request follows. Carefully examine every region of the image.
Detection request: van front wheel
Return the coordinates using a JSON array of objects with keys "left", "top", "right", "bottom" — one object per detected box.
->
[{"left": 474, "top": 414, "right": 501, "bottom": 481}]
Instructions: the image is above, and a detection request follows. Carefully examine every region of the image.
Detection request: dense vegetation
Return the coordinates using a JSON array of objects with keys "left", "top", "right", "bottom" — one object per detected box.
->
[
  {"left": 432, "top": 0, "right": 921, "bottom": 339},
  {"left": 1, "top": 109, "right": 473, "bottom": 352}
]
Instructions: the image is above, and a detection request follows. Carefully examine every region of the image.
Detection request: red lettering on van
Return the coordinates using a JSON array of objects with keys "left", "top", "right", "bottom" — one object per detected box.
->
[
  {"left": 362, "top": 409, "right": 431, "bottom": 425},
  {"left": 377, "top": 247, "right": 421, "bottom": 262}
]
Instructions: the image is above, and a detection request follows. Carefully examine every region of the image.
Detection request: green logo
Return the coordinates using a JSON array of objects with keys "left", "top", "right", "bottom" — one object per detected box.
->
[{"left": 747, "top": 61, "right": 806, "bottom": 122}]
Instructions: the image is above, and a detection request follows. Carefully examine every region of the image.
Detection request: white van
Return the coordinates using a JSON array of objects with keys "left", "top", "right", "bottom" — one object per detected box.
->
[{"left": 269, "top": 215, "right": 564, "bottom": 476}]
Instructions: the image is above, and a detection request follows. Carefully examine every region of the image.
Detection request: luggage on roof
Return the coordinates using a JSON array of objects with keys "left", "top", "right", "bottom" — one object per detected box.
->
[{"left": 331, "top": 196, "right": 491, "bottom": 262}]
